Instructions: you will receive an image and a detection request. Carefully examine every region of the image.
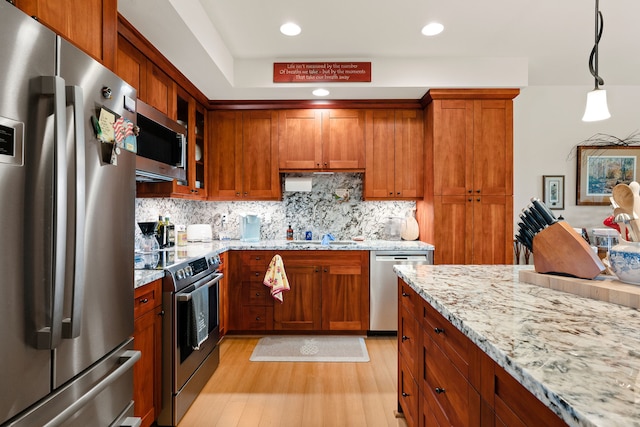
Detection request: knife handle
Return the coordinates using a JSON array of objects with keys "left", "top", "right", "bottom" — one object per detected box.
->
[{"left": 531, "top": 198, "right": 557, "bottom": 225}]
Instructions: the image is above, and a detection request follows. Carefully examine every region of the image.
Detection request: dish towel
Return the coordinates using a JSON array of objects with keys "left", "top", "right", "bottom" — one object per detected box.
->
[
  {"left": 186, "top": 284, "right": 209, "bottom": 350},
  {"left": 263, "top": 254, "right": 290, "bottom": 303}
]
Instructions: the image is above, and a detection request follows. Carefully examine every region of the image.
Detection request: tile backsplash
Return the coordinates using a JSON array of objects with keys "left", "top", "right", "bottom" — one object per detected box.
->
[{"left": 135, "top": 173, "right": 418, "bottom": 240}]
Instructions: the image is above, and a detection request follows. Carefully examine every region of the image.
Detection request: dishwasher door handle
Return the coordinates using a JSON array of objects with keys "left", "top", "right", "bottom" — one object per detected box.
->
[{"left": 375, "top": 255, "right": 429, "bottom": 262}]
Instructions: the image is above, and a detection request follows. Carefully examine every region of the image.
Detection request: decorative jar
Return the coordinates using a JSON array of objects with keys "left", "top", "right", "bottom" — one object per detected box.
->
[{"left": 608, "top": 239, "right": 640, "bottom": 285}]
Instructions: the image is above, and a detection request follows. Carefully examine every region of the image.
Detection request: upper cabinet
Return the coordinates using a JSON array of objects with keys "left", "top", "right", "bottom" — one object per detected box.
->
[
  {"left": 15, "top": 0, "right": 118, "bottom": 69},
  {"left": 209, "top": 110, "right": 281, "bottom": 201},
  {"left": 116, "top": 35, "right": 176, "bottom": 118},
  {"left": 364, "top": 109, "right": 424, "bottom": 200},
  {"left": 279, "top": 109, "right": 365, "bottom": 171}
]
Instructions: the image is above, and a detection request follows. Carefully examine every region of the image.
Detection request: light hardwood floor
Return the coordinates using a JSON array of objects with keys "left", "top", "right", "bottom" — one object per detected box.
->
[{"left": 178, "top": 336, "right": 405, "bottom": 427}]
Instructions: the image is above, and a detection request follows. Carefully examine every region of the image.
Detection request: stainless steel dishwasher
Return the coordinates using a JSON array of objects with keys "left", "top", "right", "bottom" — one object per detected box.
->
[{"left": 369, "top": 250, "right": 433, "bottom": 334}]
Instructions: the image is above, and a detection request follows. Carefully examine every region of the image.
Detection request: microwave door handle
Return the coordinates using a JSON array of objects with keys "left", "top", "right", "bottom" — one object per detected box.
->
[
  {"left": 35, "top": 76, "right": 68, "bottom": 350},
  {"left": 176, "top": 273, "right": 223, "bottom": 302},
  {"left": 176, "top": 133, "right": 186, "bottom": 168},
  {"left": 62, "top": 85, "right": 85, "bottom": 339}
]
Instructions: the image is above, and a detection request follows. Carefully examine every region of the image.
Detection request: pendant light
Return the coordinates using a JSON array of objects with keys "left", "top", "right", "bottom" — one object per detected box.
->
[{"left": 582, "top": 0, "right": 611, "bottom": 122}]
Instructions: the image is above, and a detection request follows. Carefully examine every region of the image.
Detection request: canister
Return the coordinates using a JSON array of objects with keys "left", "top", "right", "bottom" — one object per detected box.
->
[{"left": 592, "top": 228, "right": 619, "bottom": 259}]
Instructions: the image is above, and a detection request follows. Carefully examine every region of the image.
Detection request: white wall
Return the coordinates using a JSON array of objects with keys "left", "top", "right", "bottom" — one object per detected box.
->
[{"left": 513, "top": 85, "right": 640, "bottom": 237}]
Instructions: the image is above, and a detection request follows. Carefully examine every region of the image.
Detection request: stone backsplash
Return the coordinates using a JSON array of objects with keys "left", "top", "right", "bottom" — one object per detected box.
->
[{"left": 135, "top": 173, "right": 417, "bottom": 240}]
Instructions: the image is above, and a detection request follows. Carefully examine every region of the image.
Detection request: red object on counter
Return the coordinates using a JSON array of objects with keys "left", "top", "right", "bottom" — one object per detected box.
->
[{"left": 603, "top": 215, "right": 620, "bottom": 232}]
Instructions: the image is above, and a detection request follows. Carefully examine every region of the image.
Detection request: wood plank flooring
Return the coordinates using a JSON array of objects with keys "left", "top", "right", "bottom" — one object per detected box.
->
[{"left": 178, "top": 336, "right": 405, "bottom": 427}]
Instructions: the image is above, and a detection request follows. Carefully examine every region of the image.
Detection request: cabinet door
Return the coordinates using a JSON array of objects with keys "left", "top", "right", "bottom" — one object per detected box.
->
[
  {"left": 116, "top": 35, "right": 147, "bottom": 101},
  {"left": 471, "top": 195, "right": 513, "bottom": 264},
  {"left": 146, "top": 62, "right": 175, "bottom": 117},
  {"left": 321, "top": 263, "right": 368, "bottom": 331},
  {"left": 16, "top": 0, "right": 117, "bottom": 68},
  {"left": 432, "top": 99, "right": 474, "bottom": 196},
  {"left": 209, "top": 111, "right": 243, "bottom": 199},
  {"left": 364, "top": 110, "right": 396, "bottom": 198},
  {"left": 242, "top": 110, "right": 281, "bottom": 200},
  {"left": 472, "top": 99, "right": 513, "bottom": 196},
  {"left": 394, "top": 109, "right": 424, "bottom": 198},
  {"left": 321, "top": 109, "right": 365, "bottom": 169},
  {"left": 433, "top": 196, "right": 473, "bottom": 264},
  {"left": 273, "top": 265, "right": 322, "bottom": 330},
  {"left": 133, "top": 306, "right": 162, "bottom": 427},
  {"left": 278, "top": 109, "right": 322, "bottom": 169}
]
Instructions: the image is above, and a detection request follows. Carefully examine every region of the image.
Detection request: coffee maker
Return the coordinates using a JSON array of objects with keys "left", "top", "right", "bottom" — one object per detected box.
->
[{"left": 240, "top": 213, "right": 261, "bottom": 242}]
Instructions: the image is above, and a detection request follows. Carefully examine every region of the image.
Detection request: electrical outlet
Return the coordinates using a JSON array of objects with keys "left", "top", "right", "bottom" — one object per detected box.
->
[{"left": 335, "top": 188, "right": 349, "bottom": 199}]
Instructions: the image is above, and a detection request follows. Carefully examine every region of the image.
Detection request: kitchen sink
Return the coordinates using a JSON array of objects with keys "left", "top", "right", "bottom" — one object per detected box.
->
[{"left": 287, "top": 240, "right": 359, "bottom": 246}]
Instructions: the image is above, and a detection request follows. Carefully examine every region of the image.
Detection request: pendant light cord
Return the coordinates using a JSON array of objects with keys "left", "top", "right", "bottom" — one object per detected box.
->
[{"left": 588, "top": 0, "right": 605, "bottom": 89}]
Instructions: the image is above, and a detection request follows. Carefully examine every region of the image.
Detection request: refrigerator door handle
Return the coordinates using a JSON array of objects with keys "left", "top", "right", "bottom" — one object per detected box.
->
[
  {"left": 36, "top": 76, "right": 68, "bottom": 350},
  {"left": 62, "top": 85, "right": 85, "bottom": 340},
  {"left": 45, "top": 350, "right": 141, "bottom": 427}
]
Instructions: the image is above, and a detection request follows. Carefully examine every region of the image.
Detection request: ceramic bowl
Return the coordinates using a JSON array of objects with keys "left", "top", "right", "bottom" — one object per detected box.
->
[{"left": 608, "top": 239, "right": 640, "bottom": 285}]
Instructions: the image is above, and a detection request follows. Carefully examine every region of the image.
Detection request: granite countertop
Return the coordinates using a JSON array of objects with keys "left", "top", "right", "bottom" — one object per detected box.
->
[
  {"left": 134, "top": 239, "right": 434, "bottom": 288},
  {"left": 394, "top": 264, "right": 640, "bottom": 427}
]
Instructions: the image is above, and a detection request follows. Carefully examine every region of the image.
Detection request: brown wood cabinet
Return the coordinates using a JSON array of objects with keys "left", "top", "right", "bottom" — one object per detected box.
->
[
  {"left": 365, "top": 109, "right": 424, "bottom": 199},
  {"left": 15, "top": 0, "right": 117, "bottom": 69},
  {"left": 398, "top": 279, "right": 567, "bottom": 427},
  {"left": 133, "top": 279, "right": 163, "bottom": 427},
  {"left": 279, "top": 109, "right": 365, "bottom": 171},
  {"left": 209, "top": 111, "right": 281, "bottom": 200},
  {"left": 228, "top": 250, "right": 368, "bottom": 333},
  {"left": 418, "top": 89, "right": 518, "bottom": 265},
  {"left": 116, "top": 35, "right": 176, "bottom": 118}
]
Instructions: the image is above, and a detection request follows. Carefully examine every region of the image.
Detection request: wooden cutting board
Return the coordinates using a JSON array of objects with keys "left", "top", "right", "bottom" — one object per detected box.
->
[{"left": 401, "top": 216, "right": 419, "bottom": 240}]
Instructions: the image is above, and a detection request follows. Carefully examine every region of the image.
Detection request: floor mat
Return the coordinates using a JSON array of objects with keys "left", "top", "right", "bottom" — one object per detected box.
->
[{"left": 249, "top": 336, "right": 370, "bottom": 362}]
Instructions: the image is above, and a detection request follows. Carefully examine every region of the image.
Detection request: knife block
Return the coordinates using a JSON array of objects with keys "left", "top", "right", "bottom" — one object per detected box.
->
[{"left": 533, "top": 221, "right": 605, "bottom": 279}]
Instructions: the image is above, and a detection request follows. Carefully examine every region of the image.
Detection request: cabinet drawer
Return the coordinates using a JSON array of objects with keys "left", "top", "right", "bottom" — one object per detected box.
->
[
  {"left": 424, "top": 332, "right": 480, "bottom": 427},
  {"left": 242, "top": 282, "right": 273, "bottom": 305},
  {"left": 399, "top": 280, "right": 419, "bottom": 316},
  {"left": 240, "top": 251, "right": 273, "bottom": 266},
  {"left": 399, "top": 353, "right": 419, "bottom": 427},
  {"left": 399, "top": 303, "right": 419, "bottom": 378},
  {"left": 134, "top": 279, "right": 162, "bottom": 319},
  {"left": 423, "top": 301, "right": 471, "bottom": 378},
  {"left": 244, "top": 268, "right": 267, "bottom": 282},
  {"left": 242, "top": 306, "right": 273, "bottom": 330}
]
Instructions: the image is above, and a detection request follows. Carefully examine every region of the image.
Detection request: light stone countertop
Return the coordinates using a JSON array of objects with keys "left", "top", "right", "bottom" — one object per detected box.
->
[
  {"left": 134, "top": 239, "right": 434, "bottom": 288},
  {"left": 394, "top": 264, "right": 640, "bottom": 427}
]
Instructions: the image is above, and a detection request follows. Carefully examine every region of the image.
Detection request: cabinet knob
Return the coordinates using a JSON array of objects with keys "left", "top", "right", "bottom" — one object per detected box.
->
[
  {"left": 476, "top": 189, "right": 481, "bottom": 193},
  {"left": 324, "top": 268, "right": 328, "bottom": 273},
  {"left": 468, "top": 198, "right": 472, "bottom": 202},
  {"left": 159, "top": 310, "right": 165, "bottom": 316},
  {"left": 236, "top": 192, "right": 240, "bottom": 197},
  {"left": 401, "top": 292, "right": 409, "bottom": 297},
  {"left": 256, "top": 293, "right": 261, "bottom": 297},
  {"left": 139, "top": 298, "right": 149, "bottom": 304},
  {"left": 435, "top": 387, "right": 446, "bottom": 394},
  {"left": 468, "top": 189, "right": 472, "bottom": 193},
  {"left": 389, "top": 192, "right": 393, "bottom": 195},
  {"left": 476, "top": 198, "right": 481, "bottom": 202},
  {"left": 434, "top": 327, "right": 444, "bottom": 334},
  {"left": 402, "top": 392, "right": 410, "bottom": 397},
  {"left": 401, "top": 335, "right": 410, "bottom": 341},
  {"left": 397, "top": 192, "right": 401, "bottom": 195},
  {"left": 254, "top": 272, "right": 260, "bottom": 276},
  {"left": 256, "top": 317, "right": 261, "bottom": 321},
  {"left": 244, "top": 192, "right": 248, "bottom": 196}
]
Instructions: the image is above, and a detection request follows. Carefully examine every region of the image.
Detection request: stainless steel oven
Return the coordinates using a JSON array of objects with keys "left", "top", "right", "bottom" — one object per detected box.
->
[{"left": 157, "top": 252, "right": 222, "bottom": 426}]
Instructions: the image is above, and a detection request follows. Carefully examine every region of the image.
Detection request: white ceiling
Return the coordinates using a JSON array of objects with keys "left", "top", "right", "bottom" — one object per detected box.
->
[{"left": 117, "top": 0, "right": 640, "bottom": 101}]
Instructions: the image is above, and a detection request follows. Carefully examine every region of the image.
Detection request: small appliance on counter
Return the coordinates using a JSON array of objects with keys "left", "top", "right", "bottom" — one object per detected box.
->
[
  {"left": 187, "top": 224, "right": 213, "bottom": 242},
  {"left": 240, "top": 213, "right": 261, "bottom": 242},
  {"left": 135, "top": 221, "right": 161, "bottom": 269}
]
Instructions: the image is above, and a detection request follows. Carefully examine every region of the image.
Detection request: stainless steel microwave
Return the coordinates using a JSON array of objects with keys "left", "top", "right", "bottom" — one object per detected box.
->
[{"left": 135, "top": 99, "right": 187, "bottom": 182}]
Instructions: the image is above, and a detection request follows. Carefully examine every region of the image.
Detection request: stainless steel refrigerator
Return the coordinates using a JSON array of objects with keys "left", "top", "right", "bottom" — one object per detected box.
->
[{"left": 0, "top": 2, "right": 141, "bottom": 426}]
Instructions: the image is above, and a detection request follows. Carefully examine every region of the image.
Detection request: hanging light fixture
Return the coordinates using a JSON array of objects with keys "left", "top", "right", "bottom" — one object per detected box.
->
[{"left": 582, "top": 0, "right": 611, "bottom": 122}]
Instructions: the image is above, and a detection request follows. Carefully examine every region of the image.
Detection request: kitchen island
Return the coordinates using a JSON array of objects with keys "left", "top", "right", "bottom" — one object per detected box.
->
[{"left": 395, "top": 264, "right": 640, "bottom": 427}]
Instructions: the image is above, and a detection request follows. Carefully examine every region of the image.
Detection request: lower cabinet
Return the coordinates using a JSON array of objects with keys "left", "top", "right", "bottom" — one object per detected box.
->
[
  {"left": 228, "top": 250, "right": 369, "bottom": 333},
  {"left": 398, "top": 279, "right": 567, "bottom": 427},
  {"left": 133, "top": 279, "right": 163, "bottom": 427}
]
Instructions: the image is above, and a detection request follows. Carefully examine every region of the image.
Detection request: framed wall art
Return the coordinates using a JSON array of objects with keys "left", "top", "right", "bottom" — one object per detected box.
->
[
  {"left": 576, "top": 145, "right": 640, "bottom": 205},
  {"left": 543, "top": 175, "right": 565, "bottom": 210}
]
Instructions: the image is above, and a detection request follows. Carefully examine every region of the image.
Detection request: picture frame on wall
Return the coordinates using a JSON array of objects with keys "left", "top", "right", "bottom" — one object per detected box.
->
[
  {"left": 576, "top": 145, "right": 640, "bottom": 205},
  {"left": 543, "top": 175, "right": 565, "bottom": 210}
]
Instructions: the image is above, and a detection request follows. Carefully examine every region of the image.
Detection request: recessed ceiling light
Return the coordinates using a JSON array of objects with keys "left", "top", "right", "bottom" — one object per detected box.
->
[
  {"left": 312, "top": 88, "right": 330, "bottom": 97},
  {"left": 280, "top": 22, "right": 301, "bottom": 36},
  {"left": 421, "top": 22, "right": 444, "bottom": 36}
]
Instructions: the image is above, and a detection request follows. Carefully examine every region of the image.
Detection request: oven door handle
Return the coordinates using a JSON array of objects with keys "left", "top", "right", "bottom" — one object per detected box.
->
[{"left": 176, "top": 272, "right": 223, "bottom": 302}]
